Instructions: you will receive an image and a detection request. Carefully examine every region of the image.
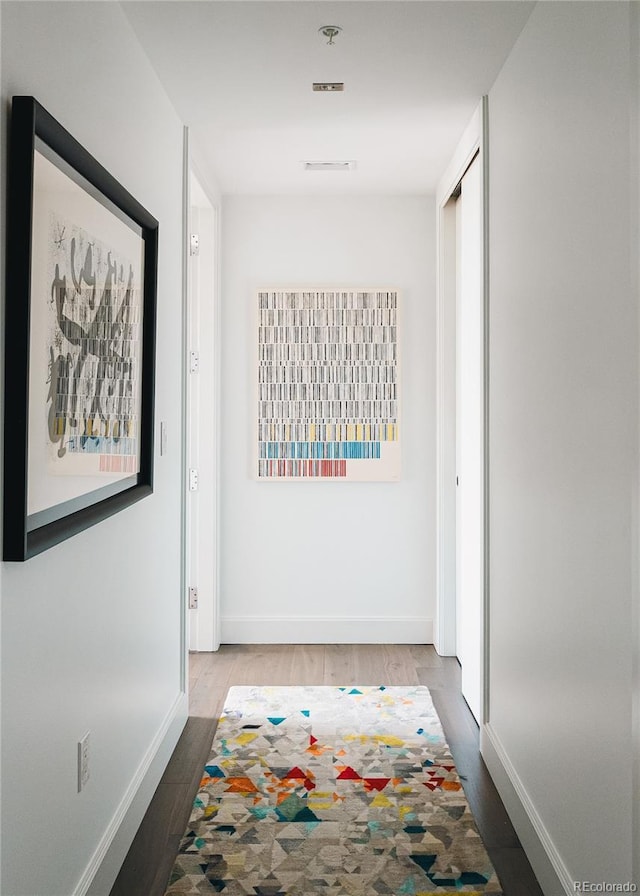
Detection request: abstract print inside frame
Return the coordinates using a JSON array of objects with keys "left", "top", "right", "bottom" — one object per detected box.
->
[
  {"left": 257, "top": 289, "right": 399, "bottom": 481},
  {"left": 27, "top": 146, "right": 144, "bottom": 517},
  {"left": 47, "top": 212, "right": 141, "bottom": 472}
]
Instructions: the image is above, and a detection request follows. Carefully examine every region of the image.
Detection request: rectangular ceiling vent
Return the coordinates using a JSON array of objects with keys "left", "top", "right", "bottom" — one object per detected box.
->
[
  {"left": 303, "top": 160, "right": 356, "bottom": 172},
  {"left": 312, "top": 82, "right": 344, "bottom": 92}
]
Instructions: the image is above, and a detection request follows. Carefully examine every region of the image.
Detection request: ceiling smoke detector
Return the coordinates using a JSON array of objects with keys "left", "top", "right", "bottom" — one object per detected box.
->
[
  {"left": 319, "top": 25, "right": 342, "bottom": 45},
  {"left": 303, "top": 161, "right": 357, "bottom": 172}
]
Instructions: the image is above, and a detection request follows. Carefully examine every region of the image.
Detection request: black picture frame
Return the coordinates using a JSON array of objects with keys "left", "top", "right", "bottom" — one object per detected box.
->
[{"left": 3, "top": 96, "right": 158, "bottom": 561}]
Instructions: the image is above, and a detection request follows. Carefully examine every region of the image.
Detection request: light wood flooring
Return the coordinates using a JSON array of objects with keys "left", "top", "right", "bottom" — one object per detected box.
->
[{"left": 110, "top": 644, "right": 544, "bottom": 896}]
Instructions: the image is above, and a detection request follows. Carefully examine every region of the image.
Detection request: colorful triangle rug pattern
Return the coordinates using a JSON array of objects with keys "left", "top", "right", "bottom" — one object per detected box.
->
[{"left": 165, "top": 685, "right": 503, "bottom": 895}]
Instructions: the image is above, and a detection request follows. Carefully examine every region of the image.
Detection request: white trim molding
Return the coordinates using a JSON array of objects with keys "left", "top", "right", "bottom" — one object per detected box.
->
[
  {"left": 481, "top": 723, "right": 573, "bottom": 896},
  {"left": 221, "top": 615, "right": 433, "bottom": 645},
  {"left": 187, "top": 176, "right": 221, "bottom": 653},
  {"left": 81, "top": 692, "right": 188, "bottom": 896}
]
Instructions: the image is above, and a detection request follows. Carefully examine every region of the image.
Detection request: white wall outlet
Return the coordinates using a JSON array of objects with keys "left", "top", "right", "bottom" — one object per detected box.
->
[{"left": 78, "top": 731, "right": 90, "bottom": 792}]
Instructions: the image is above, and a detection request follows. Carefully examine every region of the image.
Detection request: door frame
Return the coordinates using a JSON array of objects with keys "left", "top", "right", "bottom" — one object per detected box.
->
[
  {"left": 182, "top": 132, "right": 222, "bottom": 655},
  {"left": 434, "top": 97, "right": 490, "bottom": 724}
]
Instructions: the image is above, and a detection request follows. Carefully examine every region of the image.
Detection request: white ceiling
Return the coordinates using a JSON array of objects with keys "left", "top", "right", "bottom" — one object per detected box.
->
[{"left": 122, "top": 1, "right": 534, "bottom": 195}]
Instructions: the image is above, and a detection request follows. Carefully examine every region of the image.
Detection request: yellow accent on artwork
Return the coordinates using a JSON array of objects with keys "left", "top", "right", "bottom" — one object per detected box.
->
[
  {"left": 310, "top": 423, "right": 316, "bottom": 442},
  {"left": 356, "top": 424, "right": 363, "bottom": 441}
]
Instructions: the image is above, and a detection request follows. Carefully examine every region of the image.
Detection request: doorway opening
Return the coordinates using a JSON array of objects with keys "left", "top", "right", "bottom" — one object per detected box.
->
[
  {"left": 435, "top": 100, "right": 488, "bottom": 726},
  {"left": 454, "top": 152, "right": 484, "bottom": 723}
]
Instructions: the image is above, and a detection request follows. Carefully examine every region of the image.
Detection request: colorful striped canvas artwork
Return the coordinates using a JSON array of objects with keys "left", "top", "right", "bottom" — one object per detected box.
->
[{"left": 257, "top": 289, "right": 400, "bottom": 481}]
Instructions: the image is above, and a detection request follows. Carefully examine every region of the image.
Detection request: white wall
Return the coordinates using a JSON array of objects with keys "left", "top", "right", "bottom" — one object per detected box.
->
[
  {"left": 1, "top": 4, "right": 186, "bottom": 895},
  {"left": 634, "top": 4, "right": 640, "bottom": 887},
  {"left": 220, "top": 195, "right": 435, "bottom": 644},
  {"left": 484, "top": 2, "right": 636, "bottom": 891}
]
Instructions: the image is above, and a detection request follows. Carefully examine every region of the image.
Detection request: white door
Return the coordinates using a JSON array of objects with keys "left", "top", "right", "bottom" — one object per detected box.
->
[{"left": 455, "top": 154, "right": 484, "bottom": 723}]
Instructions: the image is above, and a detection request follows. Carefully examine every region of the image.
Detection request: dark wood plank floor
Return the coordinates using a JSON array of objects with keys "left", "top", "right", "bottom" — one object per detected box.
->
[{"left": 110, "top": 644, "right": 543, "bottom": 896}]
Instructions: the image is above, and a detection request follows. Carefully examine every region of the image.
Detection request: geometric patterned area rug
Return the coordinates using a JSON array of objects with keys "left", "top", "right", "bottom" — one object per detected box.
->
[{"left": 164, "top": 686, "right": 503, "bottom": 895}]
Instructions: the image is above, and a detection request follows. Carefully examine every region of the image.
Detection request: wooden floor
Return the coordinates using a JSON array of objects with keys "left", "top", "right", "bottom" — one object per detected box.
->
[{"left": 110, "top": 645, "right": 543, "bottom": 896}]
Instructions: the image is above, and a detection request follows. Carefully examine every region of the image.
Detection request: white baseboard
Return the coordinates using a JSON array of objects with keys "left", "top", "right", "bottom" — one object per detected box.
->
[
  {"left": 78, "top": 691, "right": 189, "bottom": 896},
  {"left": 220, "top": 615, "right": 433, "bottom": 644},
  {"left": 481, "top": 722, "right": 574, "bottom": 896}
]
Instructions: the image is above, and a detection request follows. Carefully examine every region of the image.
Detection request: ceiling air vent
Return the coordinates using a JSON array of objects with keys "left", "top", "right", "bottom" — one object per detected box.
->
[
  {"left": 303, "top": 161, "right": 356, "bottom": 172},
  {"left": 312, "top": 82, "right": 344, "bottom": 92}
]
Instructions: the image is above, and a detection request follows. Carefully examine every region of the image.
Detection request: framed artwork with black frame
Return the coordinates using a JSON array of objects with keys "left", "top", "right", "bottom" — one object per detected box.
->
[{"left": 3, "top": 96, "right": 158, "bottom": 561}]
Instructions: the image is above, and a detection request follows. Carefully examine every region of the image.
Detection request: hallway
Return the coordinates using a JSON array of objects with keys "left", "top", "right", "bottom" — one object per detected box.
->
[
  {"left": 1, "top": 4, "right": 638, "bottom": 895},
  {"left": 111, "top": 645, "right": 543, "bottom": 896}
]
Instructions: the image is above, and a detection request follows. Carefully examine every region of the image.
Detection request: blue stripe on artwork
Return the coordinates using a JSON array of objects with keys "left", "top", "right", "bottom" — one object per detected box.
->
[
  {"left": 67, "top": 436, "right": 137, "bottom": 454},
  {"left": 259, "top": 442, "right": 381, "bottom": 460}
]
